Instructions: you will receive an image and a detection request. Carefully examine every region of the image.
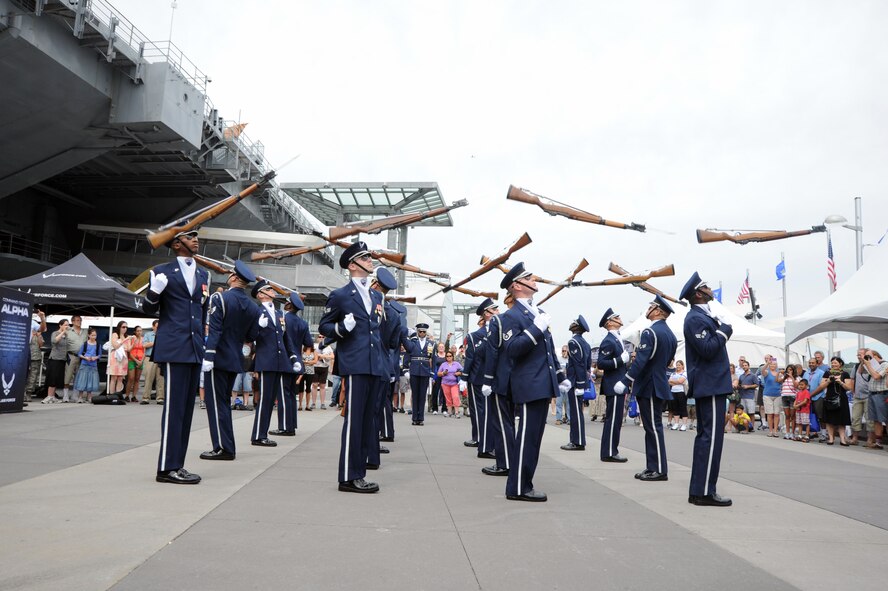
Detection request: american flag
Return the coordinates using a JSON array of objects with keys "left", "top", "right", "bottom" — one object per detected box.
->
[
  {"left": 737, "top": 274, "right": 750, "bottom": 304},
  {"left": 827, "top": 233, "right": 837, "bottom": 291}
]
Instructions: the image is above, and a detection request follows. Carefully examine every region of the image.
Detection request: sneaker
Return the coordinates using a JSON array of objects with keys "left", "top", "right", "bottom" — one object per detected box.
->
[
  {"left": 42, "top": 396, "right": 56, "bottom": 404},
  {"left": 320, "top": 404, "right": 326, "bottom": 410},
  {"left": 679, "top": 424, "right": 687, "bottom": 432},
  {"left": 433, "top": 411, "right": 438, "bottom": 415},
  {"left": 199, "top": 400, "right": 206, "bottom": 409},
  {"left": 310, "top": 403, "right": 316, "bottom": 410},
  {"left": 443, "top": 411, "right": 449, "bottom": 417},
  {"left": 670, "top": 423, "right": 679, "bottom": 430}
]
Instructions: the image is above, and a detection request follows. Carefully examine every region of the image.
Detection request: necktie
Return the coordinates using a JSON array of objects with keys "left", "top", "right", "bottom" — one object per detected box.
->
[
  {"left": 360, "top": 278, "right": 367, "bottom": 286},
  {"left": 185, "top": 259, "right": 193, "bottom": 266}
]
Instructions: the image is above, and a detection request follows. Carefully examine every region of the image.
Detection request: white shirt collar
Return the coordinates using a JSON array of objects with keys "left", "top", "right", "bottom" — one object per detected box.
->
[{"left": 352, "top": 277, "right": 370, "bottom": 290}]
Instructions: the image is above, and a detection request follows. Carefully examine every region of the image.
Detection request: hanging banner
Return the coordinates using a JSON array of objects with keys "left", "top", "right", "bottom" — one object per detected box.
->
[{"left": 0, "top": 287, "right": 34, "bottom": 413}]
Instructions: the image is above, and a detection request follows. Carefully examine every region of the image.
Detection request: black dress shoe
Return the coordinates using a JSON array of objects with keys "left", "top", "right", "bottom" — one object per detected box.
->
[
  {"left": 601, "top": 454, "right": 628, "bottom": 463},
  {"left": 560, "top": 443, "right": 586, "bottom": 451},
  {"left": 269, "top": 429, "right": 296, "bottom": 436},
  {"left": 417, "top": 421, "right": 424, "bottom": 426},
  {"left": 379, "top": 436, "right": 395, "bottom": 442},
  {"left": 506, "top": 489, "right": 547, "bottom": 502},
  {"left": 379, "top": 446, "right": 390, "bottom": 454},
  {"left": 635, "top": 469, "right": 653, "bottom": 479},
  {"left": 477, "top": 451, "right": 496, "bottom": 459},
  {"left": 156, "top": 469, "right": 201, "bottom": 484},
  {"left": 338, "top": 478, "right": 380, "bottom": 493},
  {"left": 482, "top": 465, "right": 509, "bottom": 476},
  {"left": 398, "top": 408, "right": 405, "bottom": 413},
  {"left": 365, "top": 463, "right": 380, "bottom": 470},
  {"left": 251, "top": 438, "right": 277, "bottom": 447},
  {"left": 412, "top": 421, "right": 419, "bottom": 426},
  {"left": 464, "top": 440, "right": 479, "bottom": 447},
  {"left": 639, "top": 471, "right": 668, "bottom": 481},
  {"left": 689, "top": 493, "right": 732, "bottom": 507},
  {"left": 200, "top": 449, "right": 235, "bottom": 461}
]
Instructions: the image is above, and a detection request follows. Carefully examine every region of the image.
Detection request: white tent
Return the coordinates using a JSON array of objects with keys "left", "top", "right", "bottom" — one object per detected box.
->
[
  {"left": 785, "top": 241, "right": 888, "bottom": 345},
  {"left": 622, "top": 299, "right": 801, "bottom": 366}
]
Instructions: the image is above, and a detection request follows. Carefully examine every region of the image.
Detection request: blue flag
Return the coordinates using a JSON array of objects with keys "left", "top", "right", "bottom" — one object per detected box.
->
[
  {"left": 712, "top": 287, "right": 722, "bottom": 302},
  {"left": 775, "top": 260, "right": 786, "bottom": 281}
]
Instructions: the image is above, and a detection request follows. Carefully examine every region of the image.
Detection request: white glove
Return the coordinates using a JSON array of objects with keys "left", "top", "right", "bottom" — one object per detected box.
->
[
  {"left": 614, "top": 381, "right": 627, "bottom": 395},
  {"left": 559, "top": 383, "right": 570, "bottom": 394},
  {"left": 620, "top": 351, "right": 630, "bottom": 364},
  {"left": 201, "top": 360, "right": 214, "bottom": 373},
  {"left": 343, "top": 313, "right": 356, "bottom": 332},
  {"left": 258, "top": 314, "right": 269, "bottom": 328},
  {"left": 574, "top": 388, "right": 584, "bottom": 396},
  {"left": 533, "top": 313, "right": 551, "bottom": 332},
  {"left": 292, "top": 362, "right": 302, "bottom": 372},
  {"left": 149, "top": 271, "right": 168, "bottom": 294},
  {"left": 390, "top": 376, "right": 396, "bottom": 383},
  {"left": 408, "top": 328, "right": 417, "bottom": 338},
  {"left": 481, "top": 385, "right": 492, "bottom": 397},
  {"left": 560, "top": 379, "right": 571, "bottom": 390}
]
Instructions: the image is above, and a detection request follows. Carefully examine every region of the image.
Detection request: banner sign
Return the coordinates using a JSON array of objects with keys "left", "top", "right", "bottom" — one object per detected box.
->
[{"left": 0, "top": 286, "right": 34, "bottom": 413}]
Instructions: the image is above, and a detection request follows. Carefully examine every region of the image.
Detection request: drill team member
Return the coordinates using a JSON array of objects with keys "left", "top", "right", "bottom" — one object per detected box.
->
[
  {"left": 463, "top": 297, "right": 498, "bottom": 451},
  {"left": 200, "top": 260, "right": 263, "bottom": 461},
  {"left": 144, "top": 229, "right": 207, "bottom": 484},
  {"left": 598, "top": 307, "right": 631, "bottom": 463},
  {"left": 481, "top": 293, "right": 514, "bottom": 477},
  {"left": 372, "top": 268, "right": 403, "bottom": 446},
  {"left": 319, "top": 241, "right": 388, "bottom": 493},
  {"left": 251, "top": 280, "right": 291, "bottom": 448},
  {"left": 561, "top": 315, "right": 592, "bottom": 451},
  {"left": 614, "top": 295, "right": 677, "bottom": 481},
  {"left": 274, "top": 291, "right": 313, "bottom": 437},
  {"left": 407, "top": 323, "right": 437, "bottom": 426}
]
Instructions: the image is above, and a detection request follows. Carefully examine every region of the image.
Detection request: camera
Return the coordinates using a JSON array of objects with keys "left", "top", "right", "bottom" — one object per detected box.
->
[{"left": 865, "top": 355, "right": 873, "bottom": 361}]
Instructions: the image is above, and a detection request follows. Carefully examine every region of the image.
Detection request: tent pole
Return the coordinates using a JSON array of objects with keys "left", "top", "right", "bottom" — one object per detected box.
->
[
  {"left": 106, "top": 306, "right": 115, "bottom": 394},
  {"left": 781, "top": 252, "right": 789, "bottom": 365}
]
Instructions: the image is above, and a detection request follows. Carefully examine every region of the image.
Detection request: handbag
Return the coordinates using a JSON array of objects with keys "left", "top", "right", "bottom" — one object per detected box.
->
[
  {"left": 809, "top": 411, "right": 820, "bottom": 432},
  {"left": 627, "top": 397, "right": 639, "bottom": 418},
  {"left": 824, "top": 393, "right": 841, "bottom": 410},
  {"left": 583, "top": 384, "right": 597, "bottom": 401},
  {"left": 114, "top": 346, "right": 127, "bottom": 363}
]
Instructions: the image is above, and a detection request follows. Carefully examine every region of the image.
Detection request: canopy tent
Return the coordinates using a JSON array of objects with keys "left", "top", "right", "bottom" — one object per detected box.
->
[
  {"left": 785, "top": 241, "right": 888, "bottom": 346},
  {"left": 0, "top": 253, "right": 145, "bottom": 313},
  {"left": 622, "top": 299, "right": 801, "bottom": 366}
]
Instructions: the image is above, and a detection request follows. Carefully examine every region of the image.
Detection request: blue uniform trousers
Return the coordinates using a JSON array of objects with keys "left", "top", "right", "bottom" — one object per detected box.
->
[
  {"left": 157, "top": 362, "right": 199, "bottom": 474},
  {"left": 490, "top": 392, "right": 514, "bottom": 470},
  {"left": 204, "top": 368, "right": 237, "bottom": 453},
  {"left": 600, "top": 394, "right": 625, "bottom": 460},
  {"left": 366, "top": 379, "right": 387, "bottom": 466},
  {"left": 277, "top": 374, "right": 298, "bottom": 432},
  {"left": 410, "top": 374, "right": 429, "bottom": 422},
  {"left": 506, "top": 398, "right": 549, "bottom": 496},
  {"left": 340, "top": 374, "right": 380, "bottom": 482},
  {"left": 253, "top": 371, "right": 283, "bottom": 442},
  {"left": 467, "top": 384, "right": 480, "bottom": 442},
  {"left": 690, "top": 394, "right": 727, "bottom": 496},
  {"left": 638, "top": 396, "right": 667, "bottom": 474},
  {"left": 470, "top": 384, "right": 493, "bottom": 454},
  {"left": 379, "top": 380, "right": 395, "bottom": 441},
  {"left": 567, "top": 393, "right": 586, "bottom": 446}
]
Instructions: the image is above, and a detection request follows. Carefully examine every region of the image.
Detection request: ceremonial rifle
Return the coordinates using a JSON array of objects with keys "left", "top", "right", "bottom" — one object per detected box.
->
[
  {"left": 315, "top": 235, "right": 406, "bottom": 265},
  {"left": 608, "top": 262, "right": 685, "bottom": 306},
  {"left": 696, "top": 226, "right": 826, "bottom": 245},
  {"left": 196, "top": 254, "right": 298, "bottom": 298},
  {"left": 506, "top": 185, "right": 646, "bottom": 233},
  {"left": 478, "top": 256, "right": 566, "bottom": 286},
  {"left": 379, "top": 258, "right": 449, "bottom": 279},
  {"left": 327, "top": 199, "right": 469, "bottom": 240},
  {"left": 536, "top": 258, "right": 590, "bottom": 306},
  {"left": 574, "top": 264, "right": 675, "bottom": 287},
  {"left": 424, "top": 232, "right": 532, "bottom": 300},
  {"left": 385, "top": 295, "right": 416, "bottom": 304},
  {"left": 147, "top": 171, "right": 276, "bottom": 249},
  {"left": 428, "top": 279, "right": 498, "bottom": 301},
  {"left": 250, "top": 242, "right": 329, "bottom": 262}
]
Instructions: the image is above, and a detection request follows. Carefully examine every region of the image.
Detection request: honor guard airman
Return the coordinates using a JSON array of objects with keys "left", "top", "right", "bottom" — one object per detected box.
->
[
  {"left": 681, "top": 272, "right": 733, "bottom": 507},
  {"left": 372, "top": 268, "right": 404, "bottom": 447},
  {"left": 200, "top": 260, "right": 264, "bottom": 461},
  {"left": 274, "top": 291, "right": 313, "bottom": 437},
  {"left": 493, "top": 262, "right": 568, "bottom": 502},
  {"left": 144, "top": 229, "right": 207, "bottom": 484},
  {"left": 251, "top": 280, "right": 293, "bottom": 448},
  {"left": 407, "top": 323, "right": 437, "bottom": 426},
  {"left": 481, "top": 293, "right": 515, "bottom": 477},
  {"left": 598, "top": 307, "right": 631, "bottom": 463},
  {"left": 614, "top": 295, "right": 678, "bottom": 480},
  {"left": 561, "top": 314, "right": 592, "bottom": 451},
  {"left": 463, "top": 297, "right": 498, "bottom": 453},
  {"left": 319, "top": 241, "right": 388, "bottom": 493}
]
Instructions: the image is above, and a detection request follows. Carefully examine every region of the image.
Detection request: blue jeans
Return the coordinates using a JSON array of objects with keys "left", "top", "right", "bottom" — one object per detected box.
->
[
  {"left": 329, "top": 374, "right": 341, "bottom": 406},
  {"left": 555, "top": 391, "right": 570, "bottom": 421}
]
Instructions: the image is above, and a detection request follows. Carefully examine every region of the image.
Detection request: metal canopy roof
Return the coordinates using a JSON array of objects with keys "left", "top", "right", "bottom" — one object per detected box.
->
[{"left": 279, "top": 182, "right": 454, "bottom": 227}]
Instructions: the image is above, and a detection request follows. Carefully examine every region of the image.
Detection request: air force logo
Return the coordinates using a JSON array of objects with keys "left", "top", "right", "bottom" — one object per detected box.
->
[
  {"left": 1, "top": 373, "right": 14, "bottom": 396},
  {"left": 503, "top": 329, "right": 513, "bottom": 341},
  {"left": 695, "top": 330, "right": 708, "bottom": 339}
]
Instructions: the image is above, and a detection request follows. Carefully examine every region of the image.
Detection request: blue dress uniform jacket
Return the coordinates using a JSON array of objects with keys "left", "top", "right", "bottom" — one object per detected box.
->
[
  {"left": 625, "top": 320, "right": 677, "bottom": 401},
  {"left": 143, "top": 261, "right": 209, "bottom": 363},
  {"left": 481, "top": 314, "right": 515, "bottom": 471},
  {"left": 597, "top": 332, "right": 629, "bottom": 395},
  {"left": 252, "top": 305, "right": 293, "bottom": 373},
  {"left": 566, "top": 334, "right": 592, "bottom": 390},
  {"left": 204, "top": 288, "right": 262, "bottom": 371},
  {"left": 463, "top": 325, "right": 490, "bottom": 450},
  {"left": 483, "top": 315, "right": 505, "bottom": 392},
  {"left": 683, "top": 306, "right": 734, "bottom": 398},
  {"left": 463, "top": 326, "right": 488, "bottom": 386},
  {"left": 380, "top": 300, "right": 404, "bottom": 378},
  {"left": 406, "top": 337, "right": 438, "bottom": 376},
  {"left": 501, "top": 304, "right": 564, "bottom": 404},
  {"left": 284, "top": 312, "right": 314, "bottom": 375},
  {"left": 318, "top": 283, "right": 387, "bottom": 377}
]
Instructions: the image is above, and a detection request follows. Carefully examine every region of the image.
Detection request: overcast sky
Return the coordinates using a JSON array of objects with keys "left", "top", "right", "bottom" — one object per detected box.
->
[{"left": 114, "top": 0, "right": 888, "bottom": 353}]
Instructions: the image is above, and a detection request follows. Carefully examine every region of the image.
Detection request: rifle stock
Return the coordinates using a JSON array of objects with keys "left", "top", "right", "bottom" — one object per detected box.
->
[
  {"left": 429, "top": 279, "right": 497, "bottom": 300},
  {"left": 381, "top": 259, "right": 449, "bottom": 278},
  {"left": 577, "top": 264, "right": 675, "bottom": 287},
  {"left": 193, "top": 254, "right": 231, "bottom": 275},
  {"left": 608, "top": 262, "right": 685, "bottom": 306},
  {"left": 147, "top": 171, "right": 275, "bottom": 249},
  {"left": 250, "top": 243, "right": 328, "bottom": 262},
  {"left": 328, "top": 199, "right": 469, "bottom": 240},
  {"left": 386, "top": 295, "right": 416, "bottom": 304},
  {"left": 318, "top": 236, "right": 406, "bottom": 265},
  {"left": 696, "top": 226, "right": 826, "bottom": 245},
  {"left": 427, "top": 232, "right": 532, "bottom": 299},
  {"left": 537, "top": 258, "right": 590, "bottom": 306},
  {"left": 507, "top": 185, "right": 646, "bottom": 232}
]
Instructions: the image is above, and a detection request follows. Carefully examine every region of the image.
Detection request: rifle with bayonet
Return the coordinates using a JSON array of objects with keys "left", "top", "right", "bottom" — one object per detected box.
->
[
  {"left": 574, "top": 264, "right": 675, "bottom": 287},
  {"left": 478, "top": 256, "right": 566, "bottom": 286},
  {"left": 608, "top": 262, "right": 685, "bottom": 306},
  {"left": 696, "top": 226, "right": 826, "bottom": 245},
  {"left": 385, "top": 295, "right": 416, "bottom": 304},
  {"left": 326, "top": 199, "right": 469, "bottom": 240},
  {"left": 506, "top": 185, "right": 646, "bottom": 233},
  {"left": 250, "top": 242, "right": 330, "bottom": 262},
  {"left": 314, "top": 235, "right": 406, "bottom": 265},
  {"left": 147, "top": 171, "right": 276, "bottom": 249},
  {"left": 379, "top": 258, "right": 449, "bottom": 279},
  {"left": 429, "top": 279, "right": 498, "bottom": 301},
  {"left": 195, "top": 254, "right": 297, "bottom": 298},
  {"left": 536, "top": 258, "right": 590, "bottom": 306},
  {"left": 425, "top": 232, "right": 532, "bottom": 300}
]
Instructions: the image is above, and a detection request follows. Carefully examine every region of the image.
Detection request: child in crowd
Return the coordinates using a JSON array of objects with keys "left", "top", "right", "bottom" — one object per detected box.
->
[
  {"left": 74, "top": 328, "right": 101, "bottom": 403},
  {"left": 731, "top": 404, "right": 754, "bottom": 433},
  {"left": 793, "top": 379, "right": 812, "bottom": 442}
]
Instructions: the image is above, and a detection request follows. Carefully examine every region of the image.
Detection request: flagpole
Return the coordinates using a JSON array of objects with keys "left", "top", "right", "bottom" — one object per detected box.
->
[
  {"left": 781, "top": 252, "right": 789, "bottom": 365},
  {"left": 827, "top": 229, "right": 835, "bottom": 357}
]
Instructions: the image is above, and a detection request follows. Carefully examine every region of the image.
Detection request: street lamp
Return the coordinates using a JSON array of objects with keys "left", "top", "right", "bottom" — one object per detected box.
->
[{"left": 824, "top": 197, "right": 865, "bottom": 349}]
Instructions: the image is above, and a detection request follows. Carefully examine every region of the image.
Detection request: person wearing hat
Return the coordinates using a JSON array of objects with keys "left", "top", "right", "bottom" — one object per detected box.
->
[
  {"left": 406, "top": 322, "right": 438, "bottom": 426},
  {"left": 462, "top": 297, "right": 498, "bottom": 452},
  {"left": 198, "top": 260, "right": 264, "bottom": 460},
  {"left": 319, "top": 241, "right": 388, "bottom": 493},
  {"left": 680, "top": 272, "right": 733, "bottom": 506},
  {"left": 144, "top": 229, "right": 208, "bottom": 484},
  {"left": 274, "top": 291, "right": 314, "bottom": 437},
  {"left": 371, "top": 268, "right": 404, "bottom": 447},
  {"left": 614, "top": 295, "right": 678, "bottom": 481},
  {"left": 480, "top": 290, "right": 519, "bottom": 476},
  {"left": 250, "top": 280, "right": 294, "bottom": 448},
  {"left": 488, "top": 262, "right": 569, "bottom": 502},
  {"left": 597, "top": 307, "right": 631, "bottom": 464},
  {"left": 561, "top": 315, "right": 593, "bottom": 451}
]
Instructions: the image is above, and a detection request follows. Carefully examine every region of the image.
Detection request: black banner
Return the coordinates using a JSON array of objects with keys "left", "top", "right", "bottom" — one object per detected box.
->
[{"left": 0, "top": 287, "right": 34, "bottom": 413}]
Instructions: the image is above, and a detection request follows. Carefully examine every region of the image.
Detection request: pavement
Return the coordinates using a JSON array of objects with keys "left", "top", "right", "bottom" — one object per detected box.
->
[{"left": 2, "top": 401, "right": 887, "bottom": 591}]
